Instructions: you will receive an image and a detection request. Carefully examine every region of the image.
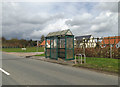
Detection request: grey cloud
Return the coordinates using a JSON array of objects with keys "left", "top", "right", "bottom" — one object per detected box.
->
[
  {"left": 66, "top": 19, "right": 90, "bottom": 26},
  {"left": 67, "top": 10, "right": 118, "bottom": 37},
  {"left": 95, "top": 2, "right": 118, "bottom": 12},
  {"left": 20, "top": 17, "right": 49, "bottom": 24},
  {"left": 65, "top": 13, "right": 92, "bottom": 26},
  {"left": 20, "top": 13, "right": 65, "bottom": 25},
  {"left": 91, "top": 23, "right": 109, "bottom": 33},
  {"left": 2, "top": 2, "right": 118, "bottom": 40},
  {"left": 2, "top": 3, "right": 66, "bottom": 40}
]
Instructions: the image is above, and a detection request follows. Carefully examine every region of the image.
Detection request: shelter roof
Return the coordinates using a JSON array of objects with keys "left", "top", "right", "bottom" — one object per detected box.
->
[{"left": 46, "top": 29, "right": 73, "bottom": 37}]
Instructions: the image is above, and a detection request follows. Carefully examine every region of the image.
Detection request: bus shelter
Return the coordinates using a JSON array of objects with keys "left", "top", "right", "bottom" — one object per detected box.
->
[{"left": 45, "top": 29, "right": 74, "bottom": 60}]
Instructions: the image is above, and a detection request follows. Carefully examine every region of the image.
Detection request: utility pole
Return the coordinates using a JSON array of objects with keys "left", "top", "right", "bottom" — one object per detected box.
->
[
  {"left": 36, "top": 40, "right": 39, "bottom": 52},
  {"left": 108, "top": 37, "right": 112, "bottom": 58},
  {"left": 83, "top": 38, "right": 85, "bottom": 55},
  {"left": 110, "top": 45, "right": 112, "bottom": 58}
]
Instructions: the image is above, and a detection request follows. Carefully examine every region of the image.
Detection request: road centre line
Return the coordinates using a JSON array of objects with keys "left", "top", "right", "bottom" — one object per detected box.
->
[{"left": 0, "top": 68, "right": 10, "bottom": 75}]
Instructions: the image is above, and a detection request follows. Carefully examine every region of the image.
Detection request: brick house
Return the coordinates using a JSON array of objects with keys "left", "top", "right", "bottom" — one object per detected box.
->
[{"left": 101, "top": 36, "right": 120, "bottom": 48}]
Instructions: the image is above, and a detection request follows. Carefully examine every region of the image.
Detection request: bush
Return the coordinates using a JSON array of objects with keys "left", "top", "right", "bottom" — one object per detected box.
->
[{"left": 74, "top": 47, "right": 119, "bottom": 59}]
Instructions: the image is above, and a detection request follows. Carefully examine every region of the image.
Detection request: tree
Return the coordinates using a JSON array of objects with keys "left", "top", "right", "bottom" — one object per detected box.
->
[
  {"left": 1, "top": 37, "right": 6, "bottom": 43},
  {"left": 27, "top": 39, "right": 32, "bottom": 47},
  {"left": 40, "top": 35, "right": 45, "bottom": 43},
  {"left": 19, "top": 39, "right": 28, "bottom": 48}
]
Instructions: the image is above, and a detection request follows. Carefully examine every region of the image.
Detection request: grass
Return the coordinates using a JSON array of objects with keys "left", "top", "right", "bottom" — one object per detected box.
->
[
  {"left": 34, "top": 54, "right": 119, "bottom": 73},
  {"left": 2, "top": 47, "right": 44, "bottom": 52},
  {"left": 74, "top": 57, "right": 119, "bottom": 73},
  {"left": 35, "top": 53, "right": 45, "bottom": 56},
  {"left": 34, "top": 54, "right": 118, "bottom": 73}
]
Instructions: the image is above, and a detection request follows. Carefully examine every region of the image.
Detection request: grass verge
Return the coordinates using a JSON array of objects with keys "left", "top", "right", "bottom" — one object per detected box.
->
[
  {"left": 33, "top": 54, "right": 119, "bottom": 73},
  {"left": 14, "top": 50, "right": 118, "bottom": 74},
  {"left": 35, "top": 53, "right": 45, "bottom": 56},
  {"left": 2, "top": 47, "right": 44, "bottom": 52},
  {"left": 74, "top": 57, "right": 118, "bottom": 73}
]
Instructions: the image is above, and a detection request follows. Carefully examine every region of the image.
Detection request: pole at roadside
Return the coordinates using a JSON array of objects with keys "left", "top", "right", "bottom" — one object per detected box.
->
[{"left": 36, "top": 40, "right": 39, "bottom": 52}]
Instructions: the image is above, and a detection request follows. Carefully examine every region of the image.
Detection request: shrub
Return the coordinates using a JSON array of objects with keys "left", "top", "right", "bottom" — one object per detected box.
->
[{"left": 74, "top": 47, "right": 119, "bottom": 59}]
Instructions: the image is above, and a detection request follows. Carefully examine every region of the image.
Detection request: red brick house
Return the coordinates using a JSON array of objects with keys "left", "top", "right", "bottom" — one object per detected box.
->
[{"left": 101, "top": 36, "right": 120, "bottom": 48}]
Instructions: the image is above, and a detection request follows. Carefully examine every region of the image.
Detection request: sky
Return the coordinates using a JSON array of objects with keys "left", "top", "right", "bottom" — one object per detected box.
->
[{"left": 2, "top": 2, "right": 118, "bottom": 40}]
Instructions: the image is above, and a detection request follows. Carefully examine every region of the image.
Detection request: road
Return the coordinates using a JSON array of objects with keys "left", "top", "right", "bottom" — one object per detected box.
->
[{"left": 1, "top": 53, "right": 118, "bottom": 85}]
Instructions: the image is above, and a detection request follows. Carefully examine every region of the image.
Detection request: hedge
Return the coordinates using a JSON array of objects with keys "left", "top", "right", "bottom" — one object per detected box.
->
[{"left": 74, "top": 47, "right": 120, "bottom": 59}]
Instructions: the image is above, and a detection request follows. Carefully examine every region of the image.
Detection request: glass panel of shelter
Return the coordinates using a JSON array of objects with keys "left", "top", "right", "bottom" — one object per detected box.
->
[
  {"left": 46, "top": 38, "right": 50, "bottom": 57},
  {"left": 66, "top": 36, "right": 74, "bottom": 59},
  {"left": 50, "top": 37, "right": 58, "bottom": 59},
  {"left": 58, "top": 37, "right": 65, "bottom": 58}
]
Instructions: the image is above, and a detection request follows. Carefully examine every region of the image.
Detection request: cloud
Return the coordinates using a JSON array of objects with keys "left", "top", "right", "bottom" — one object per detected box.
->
[
  {"left": 90, "top": 11, "right": 118, "bottom": 35},
  {"left": 65, "top": 13, "right": 92, "bottom": 26},
  {"left": 90, "top": 23, "right": 108, "bottom": 32},
  {"left": 2, "top": 2, "right": 118, "bottom": 40},
  {"left": 30, "top": 19, "right": 69, "bottom": 39},
  {"left": 2, "top": 2, "right": 67, "bottom": 39},
  {"left": 95, "top": 2, "right": 118, "bottom": 12},
  {"left": 65, "top": 7, "right": 118, "bottom": 37}
]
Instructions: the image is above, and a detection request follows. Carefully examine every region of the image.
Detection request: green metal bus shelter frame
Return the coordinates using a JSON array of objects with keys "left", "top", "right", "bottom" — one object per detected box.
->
[{"left": 45, "top": 29, "right": 74, "bottom": 60}]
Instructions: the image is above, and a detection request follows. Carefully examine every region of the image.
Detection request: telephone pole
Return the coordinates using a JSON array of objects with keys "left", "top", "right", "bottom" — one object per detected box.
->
[{"left": 36, "top": 40, "right": 39, "bottom": 52}]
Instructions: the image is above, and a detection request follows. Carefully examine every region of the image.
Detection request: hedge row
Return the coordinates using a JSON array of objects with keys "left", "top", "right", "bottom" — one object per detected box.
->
[{"left": 74, "top": 47, "right": 120, "bottom": 59}]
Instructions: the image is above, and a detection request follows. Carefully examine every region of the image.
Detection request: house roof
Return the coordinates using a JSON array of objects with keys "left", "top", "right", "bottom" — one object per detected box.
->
[
  {"left": 101, "top": 36, "right": 120, "bottom": 45},
  {"left": 75, "top": 35, "right": 92, "bottom": 40},
  {"left": 40, "top": 40, "right": 50, "bottom": 46},
  {"left": 46, "top": 29, "right": 73, "bottom": 37}
]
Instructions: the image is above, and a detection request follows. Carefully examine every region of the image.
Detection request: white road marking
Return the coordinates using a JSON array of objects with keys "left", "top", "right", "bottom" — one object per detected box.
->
[{"left": 0, "top": 68, "right": 10, "bottom": 75}]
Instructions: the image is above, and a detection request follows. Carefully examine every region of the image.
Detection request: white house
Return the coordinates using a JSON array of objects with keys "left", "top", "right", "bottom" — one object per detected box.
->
[
  {"left": 75, "top": 35, "right": 96, "bottom": 48},
  {"left": 116, "top": 41, "right": 120, "bottom": 48}
]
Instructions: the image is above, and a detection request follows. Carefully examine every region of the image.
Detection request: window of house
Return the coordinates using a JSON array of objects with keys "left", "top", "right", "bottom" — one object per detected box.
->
[
  {"left": 104, "top": 45, "right": 106, "bottom": 47},
  {"left": 116, "top": 44, "right": 118, "bottom": 48}
]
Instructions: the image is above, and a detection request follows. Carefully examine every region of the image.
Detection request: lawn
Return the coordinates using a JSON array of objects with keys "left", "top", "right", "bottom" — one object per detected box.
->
[
  {"left": 34, "top": 54, "right": 119, "bottom": 73},
  {"left": 2, "top": 47, "right": 44, "bottom": 52},
  {"left": 74, "top": 57, "right": 119, "bottom": 73}
]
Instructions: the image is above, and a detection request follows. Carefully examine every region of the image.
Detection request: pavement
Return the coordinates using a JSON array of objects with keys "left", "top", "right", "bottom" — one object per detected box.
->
[
  {"left": 1, "top": 53, "right": 118, "bottom": 85},
  {"left": 3, "top": 52, "right": 44, "bottom": 57}
]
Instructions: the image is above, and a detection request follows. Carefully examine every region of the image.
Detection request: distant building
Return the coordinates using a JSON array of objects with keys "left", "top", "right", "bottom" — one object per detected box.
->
[
  {"left": 116, "top": 41, "right": 120, "bottom": 48},
  {"left": 75, "top": 35, "right": 96, "bottom": 48},
  {"left": 40, "top": 40, "right": 50, "bottom": 47},
  {"left": 101, "top": 36, "right": 120, "bottom": 48}
]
